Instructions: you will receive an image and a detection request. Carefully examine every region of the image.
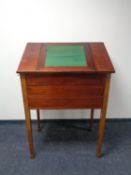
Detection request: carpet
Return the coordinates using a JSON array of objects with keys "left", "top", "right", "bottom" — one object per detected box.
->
[{"left": 0, "top": 120, "right": 131, "bottom": 175}]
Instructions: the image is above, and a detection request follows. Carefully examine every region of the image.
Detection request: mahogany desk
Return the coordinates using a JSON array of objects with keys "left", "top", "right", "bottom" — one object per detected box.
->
[{"left": 17, "top": 43, "right": 115, "bottom": 159}]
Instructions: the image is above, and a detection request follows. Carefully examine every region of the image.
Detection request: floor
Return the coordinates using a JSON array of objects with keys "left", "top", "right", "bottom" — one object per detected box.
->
[{"left": 0, "top": 120, "right": 131, "bottom": 175}]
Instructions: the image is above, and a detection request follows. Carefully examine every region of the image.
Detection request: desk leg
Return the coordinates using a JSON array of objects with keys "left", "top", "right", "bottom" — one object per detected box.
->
[
  {"left": 97, "top": 75, "right": 111, "bottom": 158},
  {"left": 36, "top": 109, "right": 41, "bottom": 131},
  {"left": 88, "top": 109, "right": 94, "bottom": 130},
  {"left": 20, "top": 75, "right": 35, "bottom": 159}
]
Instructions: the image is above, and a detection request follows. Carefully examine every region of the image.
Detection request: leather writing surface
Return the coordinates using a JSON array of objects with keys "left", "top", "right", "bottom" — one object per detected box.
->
[{"left": 45, "top": 45, "right": 87, "bottom": 67}]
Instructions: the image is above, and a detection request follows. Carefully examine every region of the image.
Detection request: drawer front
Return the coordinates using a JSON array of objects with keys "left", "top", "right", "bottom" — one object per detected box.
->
[
  {"left": 26, "top": 74, "right": 105, "bottom": 109},
  {"left": 26, "top": 74, "right": 105, "bottom": 86}
]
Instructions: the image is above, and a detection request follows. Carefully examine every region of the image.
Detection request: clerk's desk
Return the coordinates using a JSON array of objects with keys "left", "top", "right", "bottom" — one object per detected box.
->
[{"left": 17, "top": 43, "right": 115, "bottom": 159}]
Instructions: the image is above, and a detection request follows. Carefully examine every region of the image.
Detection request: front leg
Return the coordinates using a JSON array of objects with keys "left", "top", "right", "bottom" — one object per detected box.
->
[
  {"left": 20, "top": 75, "right": 35, "bottom": 159},
  {"left": 97, "top": 75, "right": 111, "bottom": 158}
]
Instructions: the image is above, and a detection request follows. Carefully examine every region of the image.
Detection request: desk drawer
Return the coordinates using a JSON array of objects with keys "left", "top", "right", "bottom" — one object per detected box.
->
[
  {"left": 28, "top": 97, "right": 103, "bottom": 109},
  {"left": 27, "top": 86, "right": 104, "bottom": 97},
  {"left": 26, "top": 74, "right": 105, "bottom": 86}
]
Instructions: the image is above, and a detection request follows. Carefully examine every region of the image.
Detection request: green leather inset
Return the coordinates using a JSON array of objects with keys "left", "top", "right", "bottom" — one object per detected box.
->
[{"left": 45, "top": 45, "right": 87, "bottom": 67}]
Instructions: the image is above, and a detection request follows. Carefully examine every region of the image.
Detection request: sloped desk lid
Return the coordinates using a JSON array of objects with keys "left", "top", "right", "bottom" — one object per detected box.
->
[{"left": 17, "top": 43, "right": 115, "bottom": 74}]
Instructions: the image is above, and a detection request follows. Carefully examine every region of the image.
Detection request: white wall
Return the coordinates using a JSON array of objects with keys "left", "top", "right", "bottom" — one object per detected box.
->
[{"left": 0, "top": 0, "right": 131, "bottom": 120}]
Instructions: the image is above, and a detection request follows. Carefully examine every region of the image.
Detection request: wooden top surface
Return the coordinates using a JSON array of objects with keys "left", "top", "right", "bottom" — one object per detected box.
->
[{"left": 17, "top": 43, "right": 115, "bottom": 74}]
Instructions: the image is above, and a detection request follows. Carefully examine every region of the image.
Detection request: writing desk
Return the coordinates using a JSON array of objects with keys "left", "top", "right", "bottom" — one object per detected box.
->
[{"left": 17, "top": 43, "right": 115, "bottom": 159}]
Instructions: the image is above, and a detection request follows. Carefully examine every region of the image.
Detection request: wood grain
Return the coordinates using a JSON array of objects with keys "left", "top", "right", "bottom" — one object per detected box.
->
[
  {"left": 26, "top": 74, "right": 105, "bottom": 86},
  {"left": 28, "top": 96, "right": 103, "bottom": 109},
  {"left": 97, "top": 74, "right": 111, "bottom": 158},
  {"left": 27, "top": 86, "right": 104, "bottom": 97},
  {"left": 17, "top": 43, "right": 42, "bottom": 73},
  {"left": 89, "top": 43, "right": 115, "bottom": 72},
  {"left": 26, "top": 74, "right": 105, "bottom": 109},
  {"left": 20, "top": 75, "right": 35, "bottom": 159}
]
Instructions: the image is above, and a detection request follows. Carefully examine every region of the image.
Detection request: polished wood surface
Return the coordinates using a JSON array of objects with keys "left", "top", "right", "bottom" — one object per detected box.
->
[
  {"left": 17, "top": 43, "right": 115, "bottom": 158},
  {"left": 20, "top": 75, "right": 35, "bottom": 159},
  {"left": 17, "top": 43, "right": 115, "bottom": 73},
  {"left": 97, "top": 74, "right": 111, "bottom": 158},
  {"left": 26, "top": 74, "right": 105, "bottom": 109}
]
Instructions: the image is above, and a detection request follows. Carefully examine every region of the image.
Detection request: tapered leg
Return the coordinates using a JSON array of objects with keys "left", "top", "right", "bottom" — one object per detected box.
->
[
  {"left": 20, "top": 75, "right": 35, "bottom": 159},
  {"left": 97, "top": 75, "right": 111, "bottom": 158},
  {"left": 25, "top": 108, "right": 35, "bottom": 159},
  {"left": 88, "top": 109, "right": 94, "bottom": 130},
  {"left": 36, "top": 109, "right": 41, "bottom": 131}
]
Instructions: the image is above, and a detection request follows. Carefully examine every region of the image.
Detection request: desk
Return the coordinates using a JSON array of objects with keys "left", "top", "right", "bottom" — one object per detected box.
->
[{"left": 17, "top": 43, "right": 115, "bottom": 159}]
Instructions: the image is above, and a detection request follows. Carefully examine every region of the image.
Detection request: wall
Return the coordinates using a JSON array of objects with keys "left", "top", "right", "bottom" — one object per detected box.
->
[{"left": 0, "top": 0, "right": 131, "bottom": 120}]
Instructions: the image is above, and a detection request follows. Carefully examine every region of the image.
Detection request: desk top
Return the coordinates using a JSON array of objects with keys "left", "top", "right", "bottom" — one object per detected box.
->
[{"left": 17, "top": 43, "right": 115, "bottom": 74}]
